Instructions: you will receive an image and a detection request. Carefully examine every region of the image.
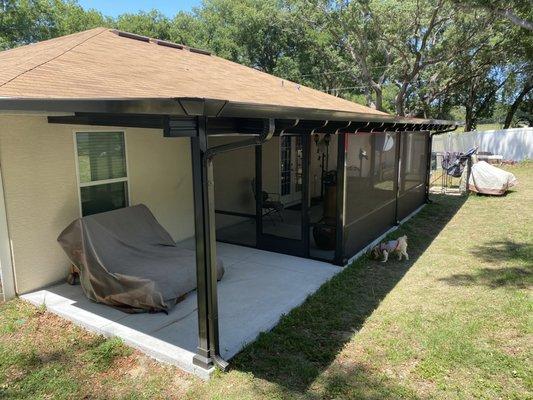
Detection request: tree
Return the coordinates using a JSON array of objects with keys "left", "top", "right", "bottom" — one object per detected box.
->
[
  {"left": 0, "top": 0, "right": 529, "bottom": 125},
  {"left": 180, "top": 0, "right": 298, "bottom": 73},
  {"left": 0, "top": 0, "right": 107, "bottom": 50},
  {"left": 452, "top": 0, "right": 533, "bottom": 31},
  {"left": 503, "top": 74, "right": 533, "bottom": 128},
  {"left": 298, "top": 0, "right": 506, "bottom": 117},
  {"left": 114, "top": 10, "right": 171, "bottom": 40}
]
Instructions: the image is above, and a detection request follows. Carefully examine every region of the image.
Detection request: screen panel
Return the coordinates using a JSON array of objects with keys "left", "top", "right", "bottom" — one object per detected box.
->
[
  {"left": 397, "top": 131, "right": 429, "bottom": 220},
  {"left": 343, "top": 132, "right": 399, "bottom": 257},
  {"left": 211, "top": 137, "right": 257, "bottom": 247}
]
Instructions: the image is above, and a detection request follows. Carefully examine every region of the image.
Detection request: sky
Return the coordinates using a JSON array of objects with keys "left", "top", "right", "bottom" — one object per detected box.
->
[{"left": 77, "top": 0, "right": 202, "bottom": 18}]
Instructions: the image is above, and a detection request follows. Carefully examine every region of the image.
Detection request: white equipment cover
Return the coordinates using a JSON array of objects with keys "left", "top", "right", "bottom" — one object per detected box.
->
[{"left": 468, "top": 161, "right": 518, "bottom": 195}]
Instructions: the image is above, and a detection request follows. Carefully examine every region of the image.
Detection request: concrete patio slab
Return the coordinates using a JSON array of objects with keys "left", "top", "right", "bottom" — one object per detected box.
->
[{"left": 21, "top": 242, "right": 341, "bottom": 379}]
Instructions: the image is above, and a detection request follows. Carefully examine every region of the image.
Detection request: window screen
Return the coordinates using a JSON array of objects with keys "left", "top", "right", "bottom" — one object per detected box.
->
[{"left": 76, "top": 132, "right": 128, "bottom": 216}]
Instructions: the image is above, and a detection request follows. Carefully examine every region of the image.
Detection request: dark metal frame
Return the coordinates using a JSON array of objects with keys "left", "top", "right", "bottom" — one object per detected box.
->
[
  {"left": 190, "top": 117, "right": 220, "bottom": 369},
  {"left": 334, "top": 133, "right": 347, "bottom": 265},
  {"left": 30, "top": 97, "right": 460, "bottom": 372}
]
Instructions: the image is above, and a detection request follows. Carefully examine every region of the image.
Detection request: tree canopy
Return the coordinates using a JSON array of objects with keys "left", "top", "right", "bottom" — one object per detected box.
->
[{"left": 1, "top": 0, "right": 531, "bottom": 129}]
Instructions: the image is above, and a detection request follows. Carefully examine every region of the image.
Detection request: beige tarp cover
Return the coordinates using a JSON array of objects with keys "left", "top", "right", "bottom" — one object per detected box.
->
[
  {"left": 468, "top": 161, "right": 518, "bottom": 195},
  {"left": 57, "top": 204, "right": 224, "bottom": 313}
]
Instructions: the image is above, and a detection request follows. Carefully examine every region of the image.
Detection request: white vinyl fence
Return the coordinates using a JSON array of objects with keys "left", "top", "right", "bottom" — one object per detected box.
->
[{"left": 432, "top": 127, "right": 533, "bottom": 161}]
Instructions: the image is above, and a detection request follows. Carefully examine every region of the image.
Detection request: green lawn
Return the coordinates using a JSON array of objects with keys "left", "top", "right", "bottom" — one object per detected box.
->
[{"left": 1, "top": 163, "right": 531, "bottom": 399}]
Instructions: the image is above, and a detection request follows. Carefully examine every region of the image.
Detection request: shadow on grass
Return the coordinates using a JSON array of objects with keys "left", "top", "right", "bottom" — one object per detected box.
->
[
  {"left": 231, "top": 194, "right": 468, "bottom": 397},
  {"left": 440, "top": 240, "right": 532, "bottom": 289}
]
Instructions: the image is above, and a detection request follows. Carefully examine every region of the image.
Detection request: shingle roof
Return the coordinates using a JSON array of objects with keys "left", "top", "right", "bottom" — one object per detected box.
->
[{"left": 0, "top": 28, "right": 386, "bottom": 116}]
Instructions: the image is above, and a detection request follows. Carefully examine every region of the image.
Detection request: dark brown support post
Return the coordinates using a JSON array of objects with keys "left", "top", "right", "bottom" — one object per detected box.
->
[
  {"left": 255, "top": 146, "right": 263, "bottom": 240},
  {"left": 394, "top": 131, "right": 403, "bottom": 224},
  {"left": 301, "top": 134, "right": 311, "bottom": 257},
  {"left": 334, "top": 133, "right": 346, "bottom": 265},
  {"left": 191, "top": 116, "right": 223, "bottom": 370},
  {"left": 424, "top": 132, "right": 434, "bottom": 203}
]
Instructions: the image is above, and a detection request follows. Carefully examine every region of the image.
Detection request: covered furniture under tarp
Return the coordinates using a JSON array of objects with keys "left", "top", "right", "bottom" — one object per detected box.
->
[
  {"left": 468, "top": 161, "right": 518, "bottom": 195},
  {"left": 58, "top": 204, "right": 224, "bottom": 313}
]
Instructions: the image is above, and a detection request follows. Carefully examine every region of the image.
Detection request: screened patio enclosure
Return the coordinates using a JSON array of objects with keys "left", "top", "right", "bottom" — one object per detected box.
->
[
  {"left": 212, "top": 128, "right": 431, "bottom": 265},
  {"left": 1, "top": 96, "right": 457, "bottom": 374},
  {"left": 0, "top": 27, "right": 461, "bottom": 376}
]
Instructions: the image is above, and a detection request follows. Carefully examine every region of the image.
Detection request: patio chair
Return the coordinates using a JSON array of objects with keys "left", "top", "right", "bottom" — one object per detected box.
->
[{"left": 251, "top": 179, "right": 284, "bottom": 223}]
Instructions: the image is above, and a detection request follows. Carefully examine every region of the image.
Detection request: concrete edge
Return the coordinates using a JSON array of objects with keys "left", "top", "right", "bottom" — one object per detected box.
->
[
  {"left": 20, "top": 292, "right": 215, "bottom": 380},
  {"left": 223, "top": 267, "right": 342, "bottom": 360}
]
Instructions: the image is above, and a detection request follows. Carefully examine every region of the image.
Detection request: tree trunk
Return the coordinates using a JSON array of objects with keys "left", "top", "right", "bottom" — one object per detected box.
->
[
  {"left": 503, "top": 81, "right": 533, "bottom": 128},
  {"left": 464, "top": 106, "right": 475, "bottom": 132},
  {"left": 373, "top": 84, "right": 383, "bottom": 111},
  {"left": 395, "top": 89, "right": 405, "bottom": 116}
]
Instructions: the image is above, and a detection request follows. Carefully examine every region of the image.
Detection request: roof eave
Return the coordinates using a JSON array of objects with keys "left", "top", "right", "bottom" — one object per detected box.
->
[
  {"left": 214, "top": 99, "right": 459, "bottom": 128},
  {"left": 0, "top": 97, "right": 187, "bottom": 115},
  {"left": 0, "top": 97, "right": 460, "bottom": 130}
]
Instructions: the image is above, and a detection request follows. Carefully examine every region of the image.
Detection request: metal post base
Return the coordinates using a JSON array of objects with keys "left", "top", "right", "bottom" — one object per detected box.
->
[
  {"left": 192, "top": 353, "right": 228, "bottom": 372},
  {"left": 193, "top": 351, "right": 213, "bottom": 370}
]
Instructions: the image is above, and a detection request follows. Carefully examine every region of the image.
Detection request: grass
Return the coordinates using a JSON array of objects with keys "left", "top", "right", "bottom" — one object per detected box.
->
[{"left": 1, "top": 163, "right": 531, "bottom": 399}]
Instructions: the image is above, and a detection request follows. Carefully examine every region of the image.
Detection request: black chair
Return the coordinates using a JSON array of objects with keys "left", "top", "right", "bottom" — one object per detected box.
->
[{"left": 251, "top": 179, "right": 284, "bottom": 223}]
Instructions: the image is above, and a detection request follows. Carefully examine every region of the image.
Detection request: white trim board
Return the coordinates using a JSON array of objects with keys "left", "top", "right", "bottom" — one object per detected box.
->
[
  {"left": 0, "top": 164, "right": 16, "bottom": 300},
  {"left": 73, "top": 130, "right": 131, "bottom": 217}
]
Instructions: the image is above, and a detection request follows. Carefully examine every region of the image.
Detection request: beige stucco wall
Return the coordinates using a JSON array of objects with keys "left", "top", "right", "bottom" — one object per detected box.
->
[
  {"left": 0, "top": 115, "right": 193, "bottom": 294},
  {"left": 212, "top": 134, "right": 340, "bottom": 213},
  {"left": 211, "top": 136, "right": 256, "bottom": 215},
  {"left": 211, "top": 136, "right": 280, "bottom": 229}
]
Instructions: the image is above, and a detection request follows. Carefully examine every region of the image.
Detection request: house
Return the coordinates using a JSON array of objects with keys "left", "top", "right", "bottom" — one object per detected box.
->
[{"left": 0, "top": 28, "right": 457, "bottom": 376}]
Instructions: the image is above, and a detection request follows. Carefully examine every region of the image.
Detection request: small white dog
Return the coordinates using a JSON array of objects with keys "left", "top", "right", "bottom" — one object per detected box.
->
[{"left": 372, "top": 235, "right": 409, "bottom": 263}]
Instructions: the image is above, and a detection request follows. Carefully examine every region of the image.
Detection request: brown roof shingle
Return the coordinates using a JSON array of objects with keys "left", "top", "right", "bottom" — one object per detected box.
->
[{"left": 0, "top": 28, "right": 386, "bottom": 116}]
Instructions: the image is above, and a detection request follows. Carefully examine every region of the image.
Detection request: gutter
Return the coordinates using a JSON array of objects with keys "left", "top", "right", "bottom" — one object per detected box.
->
[
  {"left": 0, "top": 97, "right": 460, "bottom": 131},
  {"left": 205, "top": 118, "right": 277, "bottom": 158}
]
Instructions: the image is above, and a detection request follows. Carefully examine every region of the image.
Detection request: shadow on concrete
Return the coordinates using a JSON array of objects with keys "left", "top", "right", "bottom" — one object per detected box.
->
[
  {"left": 232, "top": 193, "right": 468, "bottom": 396},
  {"left": 440, "top": 240, "right": 532, "bottom": 289}
]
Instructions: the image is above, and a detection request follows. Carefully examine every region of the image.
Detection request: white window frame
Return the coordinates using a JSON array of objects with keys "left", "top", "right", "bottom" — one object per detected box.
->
[{"left": 73, "top": 130, "right": 131, "bottom": 216}]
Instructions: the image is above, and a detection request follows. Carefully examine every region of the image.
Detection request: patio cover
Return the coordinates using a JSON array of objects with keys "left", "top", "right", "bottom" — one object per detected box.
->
[{"left": 57, "top": 204, "right": 224, "bottom": 313}]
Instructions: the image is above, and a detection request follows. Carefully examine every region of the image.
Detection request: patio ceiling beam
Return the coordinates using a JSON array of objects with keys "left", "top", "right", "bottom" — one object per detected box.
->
[
  {"left": 48, "top": 113, "right": 199, "bottom": 137},
  {"left": 47, "top": 113, "right": 168, "bottom": 129},
  {"left": 281, "top": 120, "right": 328, "bottom": 135},
  {"left": 206, "top": 119, "right": 275, "bottom": 157},
  {"left": 47, "top": 113, "right": 283, "bottom": 138},
  {"left": 205, "top": 117, "right": 277, "bottom": 136}
]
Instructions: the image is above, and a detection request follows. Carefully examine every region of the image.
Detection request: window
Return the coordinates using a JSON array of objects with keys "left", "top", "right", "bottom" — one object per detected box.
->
[{"left": 75, "top": 132, "right": 129, "bottom": 216}]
